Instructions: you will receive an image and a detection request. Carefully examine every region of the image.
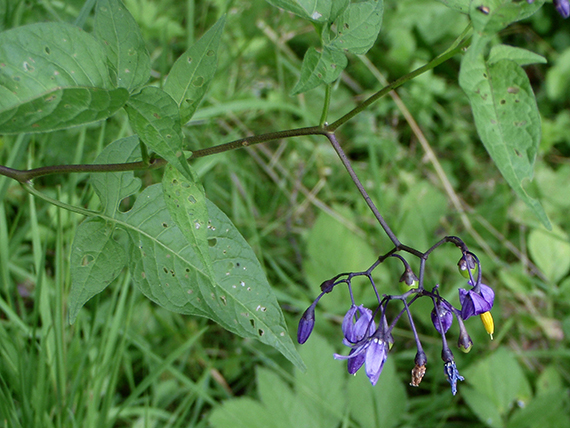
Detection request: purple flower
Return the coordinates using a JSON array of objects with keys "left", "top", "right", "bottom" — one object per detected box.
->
[
  {"left": 459, "top": 283, "right": 494, "bottom": 320},
  {"left": 555, "top": 0, "right": 570, "bottom": 18},
  {"left": 335, "top": 305, "right": 389, "bottom": 385},
  {"left": 431, "top": 301, "right": 453, "bottom": 334},
  {"left": 341, "top": 305, "right": 375, "bottom": 346},
  {"left": 297, "top": 303, "right": 316, "bottom": 344}
]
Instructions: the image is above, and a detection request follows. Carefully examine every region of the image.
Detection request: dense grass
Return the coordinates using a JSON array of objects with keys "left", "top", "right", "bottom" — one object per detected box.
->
[{"left": 1, "top": 0, "right": 570, "bottom": 427}]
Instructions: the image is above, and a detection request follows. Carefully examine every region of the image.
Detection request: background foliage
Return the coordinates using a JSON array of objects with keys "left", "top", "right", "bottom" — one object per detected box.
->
[{"left": 1, "top": 0, "right": 570, "bottom": 427}]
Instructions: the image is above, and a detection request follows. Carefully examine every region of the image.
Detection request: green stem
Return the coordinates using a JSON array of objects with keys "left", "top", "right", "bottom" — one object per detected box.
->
[
  {"left": 328, "top": 23, "right": 471, "bottom": 132},
  {"left": 23, "top": 182, "right": 100, "bottom": 218}
]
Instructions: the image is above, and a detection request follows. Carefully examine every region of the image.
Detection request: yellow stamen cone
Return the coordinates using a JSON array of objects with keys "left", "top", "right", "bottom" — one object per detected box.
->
[{"left": 480, "top": 311, "right": 494, "bottom": 340}]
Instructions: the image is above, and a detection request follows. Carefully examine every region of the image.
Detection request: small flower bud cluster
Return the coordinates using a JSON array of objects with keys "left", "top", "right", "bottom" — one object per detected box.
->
[{"left": 297, "top": 237, "right": 495, "bottom": 396}]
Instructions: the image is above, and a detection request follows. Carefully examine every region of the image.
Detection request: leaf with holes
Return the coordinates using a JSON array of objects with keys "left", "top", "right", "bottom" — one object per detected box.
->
[
  {"left": 162, "top": 164, "right": 216, "bottom": 287},
  {"left": 163, "top": 15, "right": 225, "bottom": 125},
  {"left": 125, "top": 86, "right": 192, "bottom": 180},
  {"left": 459, "top": 38, "right": 549, "bottom": 228},
  {"left": 94, "top": 0, "right": 150, "bottom": 91},
  {"left": 468, "top": 0, "right": 542, "bottom": 35},
  {"left": 124, "top": 184, "right": 304, "bottom": 369},
  {"left": 69, "top": 218, "right": 127, "bottom": 323},
  {"left": 328, "top": 0, "right": 383, "bottom": 55},
  {"left": 0, "top": 22, "right": 129, "bottom": 133},
  {"left": 291, "top": 46, "right": 347, "bottom": 95},
  {"left": 69, "top": 136, "right": 303, "bottom": 368},
  {"left": 69, "top": 135, "right": 141, "bottom": 320},
  {"left": 265, "top": 0, "right": 332, "bottom": 22}
]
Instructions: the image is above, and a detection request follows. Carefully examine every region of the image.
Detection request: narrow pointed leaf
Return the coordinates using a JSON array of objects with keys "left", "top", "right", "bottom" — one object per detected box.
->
[
  {"left": 94, "top": 0, "right": 150, "bottom": 91},
  {"left": 0, "top": 22, "right": 128, "bottom": 133},
  {"left": 126, "top": 86, "right": 192, "bottom": 180},
  {"left": 163, "top": 16, "right": 225, "bottom": 124},
  {"left": 460, "top": 40, "right": 550, "bottom": 228},
  {"left": 291, "top": 47, "right": 347, "bottom": 95},
  {"left": 329, "top": 0, "right": 383, "bottom": 55},
  {"left": 488, "top": 45, "right": 546, "bottom": 67}
]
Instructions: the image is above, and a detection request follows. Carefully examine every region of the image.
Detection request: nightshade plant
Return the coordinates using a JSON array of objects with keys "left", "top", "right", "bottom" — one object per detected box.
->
[{"left": 0, "top": 0, "right": 561, "bottom": 400}]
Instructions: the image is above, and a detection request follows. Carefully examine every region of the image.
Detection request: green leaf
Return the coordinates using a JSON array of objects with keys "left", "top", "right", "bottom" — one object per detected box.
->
[
  {"left": 462, "top": 386, "right": 504, "bottom": 428},
  {"left": 488, "top": 44, "right": 547, "bottom": 67},
  {"left": 94, "top": 0, "right": 150, "bottom": 91},
  {"left": 347, "top": 358, "right": 407, "bottom": 428},
  {"left": 163, "top": 15, "right": 225, "bottom": 125},
  {"left": 69, "top": 218, "right": 126, "bottom": 323},
  {"left": 528, "top": 225, "right": 570, "bottom": 283},
  {"left": 209, "top": 397, "right": 274, "bottom": 428},
  {"left": 329, "top": 0, "right": 383, "bottom": 55},
  {"left": 469, "top": 0, "right": 543, "bottom": 35},
  {"left": 69, "top": 135, "right": 142, "bottom": 320},
  {"left": 295, "top": 335, "right": 345, "bottom": 428},
  {"left": 162, "top": 164, "right": 216, "bottom": 287},
  {"left": 507, "top": 389, "right": 570, "bottom": 428},
  {"left": 125, "top": 86, "right": 192, "bottom": 180},
  {"left": 0, "top": 22, "right": 128, "bottom": 133},
  {"left": 463, "top": 347, "right": 532, "bottom": 420},
  {"left": 265, "top": 0, "right": 332, "bottom": 22},
  {"left": 436, "top": 0, "right": 470, "bottom": 14},
  {"left": 123, "top": 184, "right": 304, "bottom": 368},
  {"left": 291, "top": 46, "right": 347, "bottom": 95},
  {"left": 459, "top": 40, "right": 550, "bottom": 228},
  {"left": 70, "top": 136, "right": 303, "bottom": 367}
]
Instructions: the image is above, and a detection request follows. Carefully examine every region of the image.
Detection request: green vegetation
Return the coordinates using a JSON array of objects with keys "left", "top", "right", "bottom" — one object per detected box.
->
[{"left": 1, "top": 0, "right": 570, "bottom": 427}]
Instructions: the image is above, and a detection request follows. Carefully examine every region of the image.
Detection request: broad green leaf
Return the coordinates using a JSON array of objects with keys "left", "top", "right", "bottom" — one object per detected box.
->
[
  {"left": 545, "top": 47, "right": 570, "bottom": 102},
  {"left": 463, "top": 347, "right": 532, "bottom": 417},
  {"left": 528, "top": 225, "right": 570, "bottom": 283},
  {"left": 469, "top": 0, "right": 543, "bottom": 35},
  {"left": 0, "top": 87, "right": 129, "bottom": 134},
  {"left": 209, "top": 398, "right": 274, "bottom": 428},
  {"left": 257, "top": 368, "right": 317, "bottom": 428},
  {"left": 295, "top": 335, "right": 345, "bottom": 428},
  {"left": 462, "top": 386, "right": 504, "bottom": 428},
  {"left": 125, "top": 86, "right": 192, "bottom": 180},
  {"left": 69, "top": 218, "right": 126, "bottom": 323},
  {"left": 69, "top": 135, "right": 141, "bottom": 320},
  {"left": 163, "top": 16, "right": 225, "bottom": 124},
  {"left": 0, "top": 22, "right": 128, "bottom": 133},
  {"left": 347, "top": 358, "right": 407, "bottom": 428},
  {"left": 123, "top": 184, "right": 304, "bottom": 368},
  {"left": 162, "top": 164, "right": 216, "bottom": 287},
  {"left": 436, "top": 0, "right": 470, "bottom": 14},
  {"left": 291, "top": 46, "right": 347, "bottom": 94},
  {"left": 329, "top": 0, "right": 383, "bottom": 55},
  {"left": 303, "top": 208, "right": 380, "bottom": 313},
  {"left": 94, "top": 0, "right": 150, "bottom": 91},
  {"left": 72, "top": 136, "right": 303, "bottom": 367},
  {"left": 488, "top": 44, "right": 546, "bottom": 67},
  {"left": 265, "top": 0, "right": 331, "bottom": 22},
  {"left": 459, "top": 41, "right": 550, "bottom": 228},
  {"left": 330, "top": 0, "right": 349, "bottom": 22},
  {"left": 507, "top": 389, "right": 570, "bottom": 428}
]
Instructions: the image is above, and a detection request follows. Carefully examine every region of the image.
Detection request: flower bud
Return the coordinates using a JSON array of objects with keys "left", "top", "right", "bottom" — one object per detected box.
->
[
  {"left": 457, "top": 254, "right": 478, "bottom": 280},
  {"left": 431, "top": 301, "right": 453, "bottom": 334},
  {"left": 458, "top": 331, "right": 473, "bottom": 353},
  {"left": 297, "top": 304, "right": 315, "bottom": 344},
  {"left": 399, "top": 268, "right": 419, "bottom": 293}
]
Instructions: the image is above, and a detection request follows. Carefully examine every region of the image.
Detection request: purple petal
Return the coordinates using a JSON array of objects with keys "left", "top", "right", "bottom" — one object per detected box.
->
[
  {"left": 347, "top": 347, "right": 366, "bottom": 374},
  {"left": 555, "top": 0, "right": 570, "bottom": 18},
  {"left": 365, "top": 339, "right": 388, "bottom": 386}
]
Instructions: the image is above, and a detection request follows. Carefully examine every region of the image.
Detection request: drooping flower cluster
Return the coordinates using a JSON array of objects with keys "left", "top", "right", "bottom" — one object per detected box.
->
[{"left": 297, "top": 236, "right": 495, "bottom": 395}]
